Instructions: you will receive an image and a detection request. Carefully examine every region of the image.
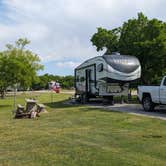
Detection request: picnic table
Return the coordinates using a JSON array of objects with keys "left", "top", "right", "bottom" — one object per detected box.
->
[
  {"left": 25, "top": 99, "right": 37, "bottom": 112},
  {"left": 15, "top": 99, "right": 45, "bottom": 119}
]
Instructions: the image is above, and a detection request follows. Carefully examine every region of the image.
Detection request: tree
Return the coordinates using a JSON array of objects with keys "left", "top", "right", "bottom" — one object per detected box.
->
[
  {"left": 0, "top": 38, "right": 44, "bottom": 98},
  {"left": 0, "top": 52, "right": 9, "bottom": 98},
  {"left": 91, "top": 27, "right": 120, "bottom": 54},
  {"left": 61, "top": 75, "right": 74, "bottom": 89},
  {"left": 91, "top": 13, "right": 166, "bottom": 84},
  {"left": 31, "top": 74, "right": 74, "bottom": 90},
  {"left": 119, "top": 13, "right": 166, "bottom": 84}
]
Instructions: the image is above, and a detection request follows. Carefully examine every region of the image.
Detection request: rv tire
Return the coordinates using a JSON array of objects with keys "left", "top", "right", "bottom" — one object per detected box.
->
[
  {"left": 103, "top": 96, "right": 114, "bottom": 105},
  {"left": 81, "top": 94, "right": 88, "bottom": 104}
]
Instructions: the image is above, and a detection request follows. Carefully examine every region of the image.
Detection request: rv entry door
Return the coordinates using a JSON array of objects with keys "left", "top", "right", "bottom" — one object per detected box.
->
[{"left": 85, "top": 69, "right": 92, "bottom": 94}]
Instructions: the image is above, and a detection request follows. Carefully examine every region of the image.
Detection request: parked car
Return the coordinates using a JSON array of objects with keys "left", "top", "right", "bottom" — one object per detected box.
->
[{"left": 138, "top": 76, "right": 166, "bottom": 111}]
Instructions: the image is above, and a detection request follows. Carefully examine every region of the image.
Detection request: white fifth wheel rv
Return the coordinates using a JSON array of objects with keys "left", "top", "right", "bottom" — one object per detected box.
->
[{"left": 74, "top": 52, "right": 141, "bottom": 103}]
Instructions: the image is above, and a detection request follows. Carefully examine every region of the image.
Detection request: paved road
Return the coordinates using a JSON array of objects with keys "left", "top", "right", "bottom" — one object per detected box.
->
[
  {"left": 88, "top": 103, "right": 166, "bottom": 120},
  {"left": 7, "top": 90, "right": 75, "bottom": 95}
]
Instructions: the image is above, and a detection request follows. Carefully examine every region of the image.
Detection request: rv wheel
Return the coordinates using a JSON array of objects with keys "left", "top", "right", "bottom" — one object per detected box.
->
[
  {"left": 81, "top": 94, "right": 88, "bottom": 104},
  {"left": 103, "top": 96, "right": 114, "bottom": 105}
]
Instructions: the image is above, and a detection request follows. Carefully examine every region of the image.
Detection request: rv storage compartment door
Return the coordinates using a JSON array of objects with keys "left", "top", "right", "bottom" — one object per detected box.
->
[
  {"left": 107, "top": 83, "right": 122, "bottom": 93},
  {"left": 107, "top": 83, "right": 129, "bottom": 95},
  {"left": 99, "top": 83, "right": 129, "bottom": 96}
]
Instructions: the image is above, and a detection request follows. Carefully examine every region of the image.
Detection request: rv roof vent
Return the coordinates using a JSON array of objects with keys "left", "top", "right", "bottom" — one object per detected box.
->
[{"left": 112, "top": 52, "right": 120, "bottom": 55}]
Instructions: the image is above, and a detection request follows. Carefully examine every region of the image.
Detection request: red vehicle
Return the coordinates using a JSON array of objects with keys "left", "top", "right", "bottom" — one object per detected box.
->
[
  {"left": 48, "top": 81, "right": 60, "bottom": 93},
  {"left": 53, "top": 85, "right": 60, "bottom": 93}
]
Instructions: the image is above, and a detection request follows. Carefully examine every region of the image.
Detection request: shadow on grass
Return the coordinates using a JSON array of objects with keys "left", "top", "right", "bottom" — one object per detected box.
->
[
  {"left": 0, "top": 104, "right": 12, "bottom": 108},
  {"left": 79, "top": 107, "right": 122, "bottom": 114},
  {"left": 44, "top": 99, "right": 122, "bottom": 114},
  {"left": 44, "top": 99, "right": 82, "bottom": 109}
]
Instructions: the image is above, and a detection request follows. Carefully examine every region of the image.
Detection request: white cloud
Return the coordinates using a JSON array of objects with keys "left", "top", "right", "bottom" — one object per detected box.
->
[
  {"left": 0, "top": 23, "right": 48, "bottom": 40},
  {"left": 0, "top": 0, "right": 166, "bottom": 75},
  {"left": 56, "top": 61, "right": 80, "bottom": 69}
]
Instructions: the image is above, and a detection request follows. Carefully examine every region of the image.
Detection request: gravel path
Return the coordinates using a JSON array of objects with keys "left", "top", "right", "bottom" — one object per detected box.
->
[
  {"left": 88, "top": 103, "right": 166, "bottom": 120},
  {"left": 6, "top": 90, "right": 75, "bottom": 95}
]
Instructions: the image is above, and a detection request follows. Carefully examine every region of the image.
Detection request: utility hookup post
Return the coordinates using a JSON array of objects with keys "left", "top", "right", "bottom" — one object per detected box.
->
[
  {"left": 51, "top": 89, "right": 53, "bottom": 103},
  {"left": 48, "top": 81, "right": 53, "bottom": 104},
  {"left": 13, "top": 84, "right": 17, "bottom": 112}
]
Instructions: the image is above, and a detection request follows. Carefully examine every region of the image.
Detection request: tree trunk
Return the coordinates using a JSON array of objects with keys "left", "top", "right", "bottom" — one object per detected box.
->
[
  {"left": 0, "top": 90, "right": 5, "bottom": 99},
  {"left": 14, "top": 87, "right": 17, "bottom": 111}
]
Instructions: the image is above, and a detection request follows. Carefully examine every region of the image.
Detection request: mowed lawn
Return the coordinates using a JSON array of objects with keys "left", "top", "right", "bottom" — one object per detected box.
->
[{"left": 0, "top": 92, "right": 166, "bottom": 166}]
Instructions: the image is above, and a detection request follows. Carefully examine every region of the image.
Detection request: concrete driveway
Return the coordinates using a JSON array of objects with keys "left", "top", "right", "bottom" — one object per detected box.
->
[{"left": 88, "top": 103, "right": 166, "bottom": 120}]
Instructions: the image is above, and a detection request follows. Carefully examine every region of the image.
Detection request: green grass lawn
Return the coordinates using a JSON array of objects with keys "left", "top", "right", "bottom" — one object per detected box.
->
[{"left": 0, "top": 92, "right": 166, "bottom": 166}]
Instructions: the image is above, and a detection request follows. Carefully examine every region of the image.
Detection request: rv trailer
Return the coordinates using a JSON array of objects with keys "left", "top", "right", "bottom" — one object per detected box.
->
[{"left": 74, "top": 52, "right": 141, "bottom": 103}]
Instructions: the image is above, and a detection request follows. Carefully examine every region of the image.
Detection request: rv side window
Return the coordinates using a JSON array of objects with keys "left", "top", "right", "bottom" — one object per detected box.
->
[
  {"left": 97, "top": 63, "right": 103, "bottom": 72},
  {"left": 76, "top": 76, "right": 79, "bottom": 82},
  {"left": 163, "top": 77, "right": 166, "bottom": 86},
  {"left": 80, "top": 77, "right": 85, "bottom": 82}
]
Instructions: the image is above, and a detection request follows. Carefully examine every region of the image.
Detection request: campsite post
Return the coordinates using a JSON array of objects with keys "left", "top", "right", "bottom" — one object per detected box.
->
[
  {"left": 13, "top": 84, "right": 17, "bottom": 111},
  {"left": 48, "top": 82, "right": 53, "bottom": 103},
  {"left": 51, "top": 89, "right": 53, "bottom": 103}
]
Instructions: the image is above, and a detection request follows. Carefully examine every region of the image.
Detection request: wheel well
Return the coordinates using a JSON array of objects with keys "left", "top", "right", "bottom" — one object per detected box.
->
[{"left": 142, "top": 93, "right": 151, "bottom": 100}]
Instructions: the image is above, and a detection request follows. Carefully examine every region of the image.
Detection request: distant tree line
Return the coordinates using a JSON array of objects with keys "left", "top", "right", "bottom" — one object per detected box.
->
[{"left": 31, "top": 74, "right": 74, "bottom": 90}]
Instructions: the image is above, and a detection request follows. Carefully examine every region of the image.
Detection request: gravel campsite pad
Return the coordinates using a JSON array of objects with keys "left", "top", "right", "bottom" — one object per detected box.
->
[{"left": 88, "top": 103, "right": 166, "bottom": 120}]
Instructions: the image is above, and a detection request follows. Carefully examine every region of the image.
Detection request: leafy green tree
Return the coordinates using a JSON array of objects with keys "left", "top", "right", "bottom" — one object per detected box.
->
[
  {"left": 91, "top": 27, "right": 120, "bottom": 54},
  {"left": 32, "top": 74, "right": 53, "bottom": 90},
  {"left": 0, "top": 52, "right": 9, "bottom": 98},
  {"left": 91, "top": 13, "right": 166, "bottom": 84},
  {"left": 119, "top": 13, "right": 166, "bottom": 84},
  {"left": 61, "top": 75, "right": 74, "bottom": 89},
  {"left": 0, "top": 38, "right": 43, "bottom": 98}
]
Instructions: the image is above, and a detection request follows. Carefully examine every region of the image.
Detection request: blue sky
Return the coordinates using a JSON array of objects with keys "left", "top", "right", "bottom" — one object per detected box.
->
[{"left": 0, "top": 0, "right": 165, "bottom": 76}]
